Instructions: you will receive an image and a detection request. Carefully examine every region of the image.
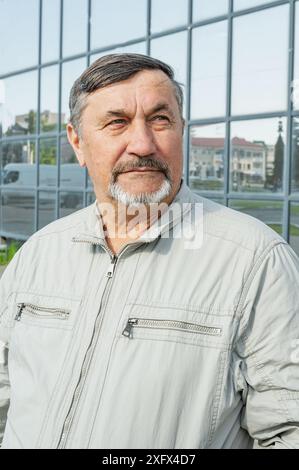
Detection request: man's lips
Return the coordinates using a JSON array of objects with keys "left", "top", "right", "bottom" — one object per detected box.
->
[{"left": 120, "top": 168, "right": 162, "bottom": 174}]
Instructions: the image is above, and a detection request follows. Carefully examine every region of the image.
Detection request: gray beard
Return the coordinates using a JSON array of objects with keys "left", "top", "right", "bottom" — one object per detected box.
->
[{"left": 108, "top": 178, "right": 172, "bottom": 207}]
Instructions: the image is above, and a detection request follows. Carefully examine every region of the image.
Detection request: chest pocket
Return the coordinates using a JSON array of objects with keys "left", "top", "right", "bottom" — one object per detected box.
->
[
  {"left": 13, "top": 292, "right": 81, "bottom": 330},
  {"left": 120, "top": 303, "right": 234, "bottom": 349}
]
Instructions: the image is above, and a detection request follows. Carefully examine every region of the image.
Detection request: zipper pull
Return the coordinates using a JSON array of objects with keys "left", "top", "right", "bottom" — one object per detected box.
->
[
  {"left": 15, "top": 303, "right": 25, "bottom": 321},
  {"left": 107, "top": 256, "right": 117, "bottom": 278},
  {"left": 122, "top": 318, "right": 138, "bottom": 338}
]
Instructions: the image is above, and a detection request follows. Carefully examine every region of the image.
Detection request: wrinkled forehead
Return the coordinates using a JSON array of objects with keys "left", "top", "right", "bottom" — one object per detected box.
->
[{"left": 85, "top": 70, "right": 179, "bottom": 113}]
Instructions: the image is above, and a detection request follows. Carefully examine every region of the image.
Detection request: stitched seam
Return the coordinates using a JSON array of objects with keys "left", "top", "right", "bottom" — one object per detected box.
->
[
  {"left": 118, "top": 334, "right": 231, "bottom": 350},
  {"left": 14, "top": 291, "right": 81, "bottom": 302},
  {"left": 207, "top": 350, "right": 228, "bottom": 445},
  {"left": 127, "top": 301, "right": 236, "bottom": 316},
  {"left": 235, "top": 241, "right": 286, "bottom": 333},
  {"left": 203, "top": 230, "right": 257, "bottom": 253}
]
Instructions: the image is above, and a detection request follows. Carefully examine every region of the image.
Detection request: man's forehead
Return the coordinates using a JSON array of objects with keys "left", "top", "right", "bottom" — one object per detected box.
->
[{"left": 87, "top": 70, "right": 176, "bottom": 108}]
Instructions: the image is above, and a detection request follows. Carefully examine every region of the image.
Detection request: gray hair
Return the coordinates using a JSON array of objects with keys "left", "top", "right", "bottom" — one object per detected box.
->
[{"left": 69, "top": 53, "right": 184, "bottom": 134}]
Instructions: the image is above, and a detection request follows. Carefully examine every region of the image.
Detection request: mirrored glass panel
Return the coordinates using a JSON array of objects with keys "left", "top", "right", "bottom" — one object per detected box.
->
[
  {"left": 61, "top": 59, "right": 86, "bottom": 130},
  {"left": 90, "top": 42, "right": 147, "bottom": 62},
  {"left": 0, "top": 0, "right": 39, "bottom": 74},
  {"left": 59, "top": 191, "right": 84, "bottom": 217},
  {"left": 38, "top": 191, "right": 56, "bottom": 230},
  {"left": 150, "top": 32, "right": 187, "bottom": 116},
  {"left": 290, "top": 203, "right": 299, "bottom": 257},
  {"left": 0, "top": 72, "right": 38, "bottom": 137},
  {"left": 231, "top": 200, "right": 284, "bottom": 233},
  {"left": 193, "top": 0, "right": 228, "bottom": 21},
  {"left": 41, "top": 0, "right": 60, "bottom": 63},
  {"left": 151, "top": 0, "right": 188, "bottom": 33},
  {"left": 191, "top": 21, "right": 227, "bottom": 119},
  {"left": 63, "top": 0, "right": 88, "bottom": 57},
  {"left": 1, "top": 141, "right": 36, "bottom": 187},
  {"left": 234, "top": 0, "right": 275, "bottom": 11},
  {"left": 210, "top": 198, "right": 225, "bottom": 205},
  {"left": 40, "top": 65, "right": 60, "bottom": 133},
  {"left": 291, "top": 118, "right": 299, "bottom": 193},
  {"left": 1, "top": 190, "right": 35, "bottom": 238},
  {"left": 232, "top": 5, "right": 289, "bottom": 115},
  {"left": 189, "top": 123, "right": 225, "bottom": 192},
  {"left": 91, "top": 0, "right": 147, "bottom": 49},
  {"left": 60, "top": 136, "right": 85, "bottom": 188},
  {"left": 229, "top": 199, "right": 284, "bottom": 236},
  {"left": 230, "top": 118, "right": 286, "bottom": 194},
  {"left": 294, "top": 1, "right": 299, "bottom": 110},
  {"left": 39, "top": 139, "right": 57, "bottom": 187}
]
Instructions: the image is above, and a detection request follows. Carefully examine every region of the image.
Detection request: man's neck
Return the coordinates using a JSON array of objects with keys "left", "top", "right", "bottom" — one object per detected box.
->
[{"left": 95, "top": 181, "right": 183, "bottom": 255}]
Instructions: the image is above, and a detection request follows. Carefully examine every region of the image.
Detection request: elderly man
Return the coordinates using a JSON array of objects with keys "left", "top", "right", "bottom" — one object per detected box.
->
[{"left": 0, "top": 54, "right": 299, "bottom": 449}]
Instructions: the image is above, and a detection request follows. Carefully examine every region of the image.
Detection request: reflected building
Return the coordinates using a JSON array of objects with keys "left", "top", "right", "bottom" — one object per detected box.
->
[
  {"left": 230, "top": 137, "right": 266, "bottom": 190},
  {"left": 190, "top": 137, "right": 224, "bottom": 180}
]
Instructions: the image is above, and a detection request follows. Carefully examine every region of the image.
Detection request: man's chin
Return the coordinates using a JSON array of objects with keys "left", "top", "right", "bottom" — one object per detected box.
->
[{"left": 108, "top": 179, "right": 172, "bottom": 206}]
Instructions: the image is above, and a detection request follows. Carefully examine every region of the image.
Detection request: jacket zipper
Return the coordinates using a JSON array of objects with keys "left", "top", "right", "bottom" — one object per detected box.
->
[
  {"left": 15, "top": 303, "right": 70, "bottom": 321},
  {"left": 122, "top": 317, "right": 222, "bottom": 338},
  {"left": 57, "top": 241, "right": 134, "bottom": 449}
]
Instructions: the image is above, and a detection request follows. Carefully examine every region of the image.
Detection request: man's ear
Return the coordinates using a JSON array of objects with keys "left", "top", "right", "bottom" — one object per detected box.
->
[{"left": 66, "top": 123, "right": 86, "bottom": 167}]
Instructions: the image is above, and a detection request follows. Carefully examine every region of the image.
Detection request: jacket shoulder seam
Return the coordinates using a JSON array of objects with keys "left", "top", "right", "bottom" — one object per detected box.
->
[{"left": 235, "top": 239, "right": 287, "bottom": 319}]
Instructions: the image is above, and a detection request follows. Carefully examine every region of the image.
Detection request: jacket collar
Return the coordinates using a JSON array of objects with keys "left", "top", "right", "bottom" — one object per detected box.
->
[{"left": 72, "top": 178, "right": 194, "bottom": 246}]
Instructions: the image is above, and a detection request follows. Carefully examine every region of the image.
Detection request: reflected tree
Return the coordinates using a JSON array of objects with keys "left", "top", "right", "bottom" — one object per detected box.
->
[
  {"left": 272, "top": 120, "right": 284, "bottom": 191},
  {"left": 40, "top": 140, "right": 56, "bottom": 165}
]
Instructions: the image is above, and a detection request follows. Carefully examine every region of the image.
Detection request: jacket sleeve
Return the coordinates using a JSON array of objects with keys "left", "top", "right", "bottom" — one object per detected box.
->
[
  {"left": 0, "top": 248, "right": 23, "bottom": 447},
  {"left": 236, "top": 241, "right": 299, "bottom": 449}
]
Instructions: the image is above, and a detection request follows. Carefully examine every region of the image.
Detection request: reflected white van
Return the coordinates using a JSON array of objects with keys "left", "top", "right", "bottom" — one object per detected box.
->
[{"left": 2, "top": 163, "right": 85, "bottom": 208}]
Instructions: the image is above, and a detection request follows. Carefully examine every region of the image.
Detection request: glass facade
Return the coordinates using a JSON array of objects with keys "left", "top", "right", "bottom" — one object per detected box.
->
[{"left": 0, "top": 0, "right": 298, "bottom": 257}]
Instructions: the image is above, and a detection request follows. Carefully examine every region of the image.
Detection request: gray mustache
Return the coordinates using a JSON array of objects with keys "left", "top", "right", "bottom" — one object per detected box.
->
[{"left": 111, "top": 158, "right": 171, "bottom": 182}]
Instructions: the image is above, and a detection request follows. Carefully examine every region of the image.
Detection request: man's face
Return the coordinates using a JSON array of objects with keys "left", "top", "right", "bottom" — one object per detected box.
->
[{"left": 68, "top": 69, "right": 184, "bottom": 206}]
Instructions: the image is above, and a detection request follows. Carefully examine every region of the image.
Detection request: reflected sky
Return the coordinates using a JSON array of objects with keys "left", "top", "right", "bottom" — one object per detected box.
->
[
  {"left": 91, "top": 0, "right": 147, "bottom": 50},
  {"left": 193, "top": 0, "right": 228, "bottom": 21},
  {"left": 90, "top": 43, "right": 147, "bottom": 62},
  {"left": 150, "top": 32, "right": 187, "bottom": 116},
  {"left": 63, "top": 0, "right": 88, "bottom": 57},
  {"left": 61, "top": 59, "right": 87, "bottom": 126},
  {"left": 40, "top": 65, "right": 59, "bottom": 133},
  {"left": 0, "top": 72, "right": 38, "bottom": 136},
  {"left": 191, "top": 21, "right": 228, "bottom": 119},
  {"left": 0, "top": 0, "right": 39, "bottom": 75},
  {"left": 151, "top": 0, "right": 188, "bottom": 33},
  {"left": 42, "top": 0, "right": 60, "bottom": 64},
  {"left": 232, "top": 5, "right": 289, "bottom": 115},
  {"left": 234, "top": 0, "right": 275, "bottom": 11}
]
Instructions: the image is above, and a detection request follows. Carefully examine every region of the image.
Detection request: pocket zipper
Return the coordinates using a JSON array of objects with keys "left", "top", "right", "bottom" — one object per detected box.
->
[
  {"left": 122, "top": 317, "right": 222, "bottom": 338},
  {"left": 15, "top": 303, "right": 70, "bottom": 322}
]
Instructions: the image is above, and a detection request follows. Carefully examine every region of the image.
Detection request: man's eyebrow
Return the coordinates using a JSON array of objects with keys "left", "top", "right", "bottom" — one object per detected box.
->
[
  {"left": 148, "top": 103, "right": 175, "bottom": 118},
  {"left": 101, "top": 103, "right": 176, "bottom": 120},
  {"left": 101, "top": 109, "right": 127, "bottom": 120}
]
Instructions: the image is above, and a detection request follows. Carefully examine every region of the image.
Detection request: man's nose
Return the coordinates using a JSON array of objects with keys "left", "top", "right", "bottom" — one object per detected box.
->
[{"left": 126, "top": 121, "right": 157, "bottom": 157}]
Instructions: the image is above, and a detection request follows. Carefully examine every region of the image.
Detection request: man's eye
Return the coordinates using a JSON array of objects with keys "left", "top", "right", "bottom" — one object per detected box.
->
[
  {"left": 108, "top": 119, "right": 127, "bottom": 126},
  {"left": 152, "top": 115, "right": 170, "bottom": 122}
]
